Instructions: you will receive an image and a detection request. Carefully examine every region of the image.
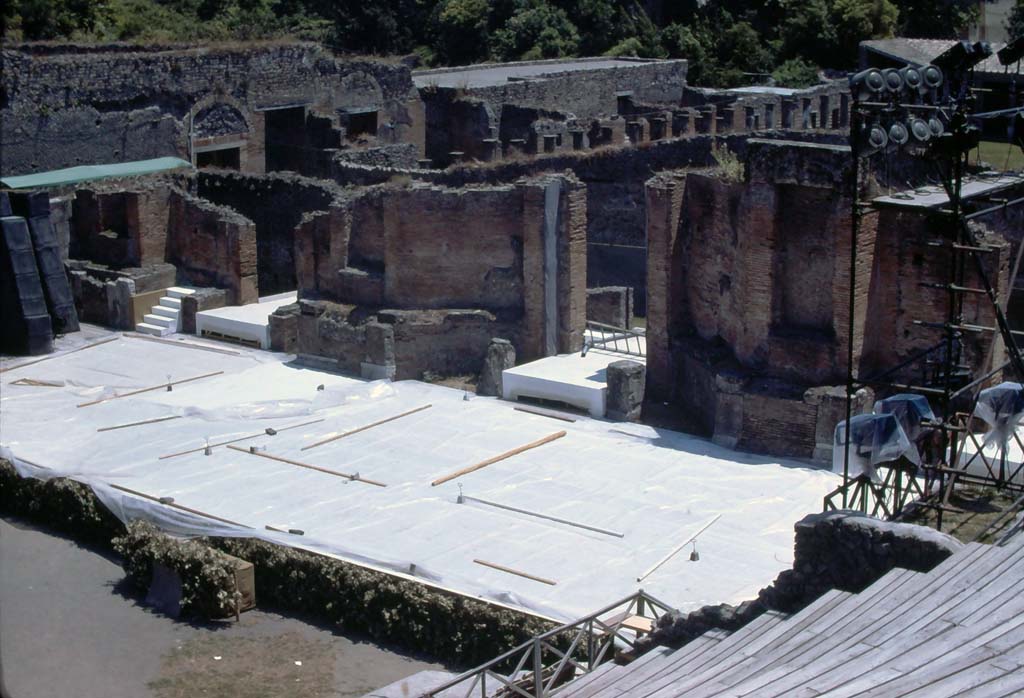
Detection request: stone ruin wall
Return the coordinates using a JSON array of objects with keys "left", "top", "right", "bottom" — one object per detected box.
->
[
  {"left": 1, "top": 43, "right": 423, "bottom": 177},
  {"left": 195, "top": 170, "right": 346, "bottom": 297},
  {"left": 280, "top": 174, "right": 588, "bottom": 379},
  {"left": 644, "top": 139, "right": 1014, "bottom": 459}
]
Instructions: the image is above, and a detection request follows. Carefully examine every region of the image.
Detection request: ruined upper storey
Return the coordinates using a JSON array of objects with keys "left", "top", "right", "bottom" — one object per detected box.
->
[{"left": 1, "top": 42, "right": 425, "bottom": 176}]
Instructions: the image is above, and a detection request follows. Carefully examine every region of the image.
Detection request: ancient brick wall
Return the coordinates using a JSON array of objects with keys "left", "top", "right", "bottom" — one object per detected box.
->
[
  {"left": 166, "top": 190, "right": 258, "bottom": 305},
  {"left": 197, "top": 170, "right": 346, "bottom": 296},
  {"left": 71, "top": 185, "right": 171, "bottom": 268},
  {"left": 2, "top": 43, "right": 422, "bottom": 176},
  {"left": 418, "top": 59, "right": 687, "bottom": 124},
  {"left": 380, "top": 185, "right": 525, "bottom": 310},
  {"left": 644, "top": 140, "right": 1017, "bottom": 458}
]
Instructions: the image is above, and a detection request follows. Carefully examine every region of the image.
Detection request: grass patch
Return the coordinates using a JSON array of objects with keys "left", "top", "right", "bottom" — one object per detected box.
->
[
  {"left": 900, "top": 486, "right": 1021, "bottom": 544},
  {"left": 971, "top": 140, "right": 1024, "bottom": 172},
  {"left": 149, "top": 632, "right": 335, "bottom": 698}
]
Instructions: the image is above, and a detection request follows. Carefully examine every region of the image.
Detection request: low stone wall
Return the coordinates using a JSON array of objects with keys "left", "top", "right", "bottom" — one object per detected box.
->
[{"left": 637, "top": 511, "right": 962, "bottom": 653}]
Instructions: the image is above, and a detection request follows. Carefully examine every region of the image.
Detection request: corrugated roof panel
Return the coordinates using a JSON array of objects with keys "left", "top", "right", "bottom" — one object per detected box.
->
[{"left": 1, "top": 157, "right": 193, "bottom": 189}]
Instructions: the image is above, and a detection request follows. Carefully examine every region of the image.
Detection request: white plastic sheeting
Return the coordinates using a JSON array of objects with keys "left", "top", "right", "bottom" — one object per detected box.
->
[
  {"left": 832, "top": 413, "right": 918, "bottom": 482},
  {"left": 1, "top": 333, "right": 839, "bottom": 621}
]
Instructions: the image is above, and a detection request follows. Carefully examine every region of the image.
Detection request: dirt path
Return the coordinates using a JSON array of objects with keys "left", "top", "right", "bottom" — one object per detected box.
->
[{"left": 0, "top": 517, "right": 444, "bottom": 698}]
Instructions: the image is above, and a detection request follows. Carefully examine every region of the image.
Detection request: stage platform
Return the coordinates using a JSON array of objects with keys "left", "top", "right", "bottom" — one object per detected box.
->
[
  {"left": 1, "top": 329, "right": 837, "bottom": 622},
  {"left": 502, "top": 339, "right": 647, "bottom": 418},
  {"left": 195, "top": 291, "right": 297, "bottom": 348}
]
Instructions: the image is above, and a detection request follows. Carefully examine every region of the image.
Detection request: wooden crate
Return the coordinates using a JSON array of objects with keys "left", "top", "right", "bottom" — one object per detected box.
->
[{"left": 224, "top": 553, "right": 256, "bottom": 615}]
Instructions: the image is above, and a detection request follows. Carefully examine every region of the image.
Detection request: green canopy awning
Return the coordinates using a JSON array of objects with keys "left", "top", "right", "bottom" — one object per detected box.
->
[{"left": 1, "top": 157, "right": 193, "bottom": 190}]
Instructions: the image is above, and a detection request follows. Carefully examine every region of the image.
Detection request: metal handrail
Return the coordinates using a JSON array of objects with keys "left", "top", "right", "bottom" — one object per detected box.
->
[
  {"left": 423, "top": 590, "right": 676, "bottom": 698},
  {"left": 581, "top": 321, "right": 646, "bottom": 359}
]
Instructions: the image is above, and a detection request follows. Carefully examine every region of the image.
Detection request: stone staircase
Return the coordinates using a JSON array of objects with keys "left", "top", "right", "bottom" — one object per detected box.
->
[
  {"left": 135, "top": 286, "right": 195, "bottom": 337},
  {"left": 546, "top": 533, "right": 1024, "bottom": 698}
]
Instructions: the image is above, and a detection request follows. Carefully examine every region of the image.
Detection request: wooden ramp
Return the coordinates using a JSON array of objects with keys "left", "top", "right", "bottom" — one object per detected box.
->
[{"left": 551, "top": 533, "right": 1024, "bottom": 697}]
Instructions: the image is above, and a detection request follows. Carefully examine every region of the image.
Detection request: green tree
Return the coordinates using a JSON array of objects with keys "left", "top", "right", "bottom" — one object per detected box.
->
[
  {"left": 10, "top": 0, "right": 111, "bottom": 39},
  {"left": 491, "top": 1, "right": 581, "bottom": 61},
  {"left": 1009, "top": 0, "right": 1024, "bottom": 40},
  {"left": 890, "top": 0, "right": 977, "bottom": 38},
  {"left": 660, "top": 22, "right": 709, "bottom": 83},
  {"left": 771, "top": 57, "right": 821, "bottom": 87},
  {"left": 429, "top": 0, "right": 491, "bottom": 65}
]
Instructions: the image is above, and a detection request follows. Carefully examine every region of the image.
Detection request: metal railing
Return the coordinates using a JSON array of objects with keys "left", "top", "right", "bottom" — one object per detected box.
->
[
  {"left": 581, "top": 321, "right": 646, "bottom": 359},
  {"left": 423, "top": 590, "right": 675, "bottom": 698}
]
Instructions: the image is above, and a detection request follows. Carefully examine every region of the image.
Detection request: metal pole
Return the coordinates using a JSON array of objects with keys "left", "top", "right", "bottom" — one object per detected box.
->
[{"left": 844, "top": 103, "right": 862, "bottom": 509}]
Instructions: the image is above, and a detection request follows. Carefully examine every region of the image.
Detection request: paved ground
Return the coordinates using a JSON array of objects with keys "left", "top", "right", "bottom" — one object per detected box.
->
[
  {"left": 0, "top": 517, "right": 444, "bottom": 698},
  {"left": 413, "top": 58, "right": 659, "bottom": 88}
]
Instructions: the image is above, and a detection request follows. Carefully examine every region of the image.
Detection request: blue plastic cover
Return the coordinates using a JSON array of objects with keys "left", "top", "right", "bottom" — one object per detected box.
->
[
  {"left": 833, "top": 412, "right": 917, "bottom": 481},
  {"left": 974, "top": 382, "right": 1024, "bottom": 449}
]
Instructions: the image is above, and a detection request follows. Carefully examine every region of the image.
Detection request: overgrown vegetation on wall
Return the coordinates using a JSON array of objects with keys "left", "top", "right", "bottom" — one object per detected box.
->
[
  {"left": 2, "top": 1, "right": 989, "bottom": 87},
  {"left": 0, "top": 460, "right": 553, "bottom": 663}
]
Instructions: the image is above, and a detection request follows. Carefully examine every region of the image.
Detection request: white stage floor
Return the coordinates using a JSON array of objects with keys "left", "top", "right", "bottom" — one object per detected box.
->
[
  {"left": 195, "top": 292, "right": 297, "bottom": 348},
  {"left": 1, "top": 330, "right": 837, "bottom": 622}
]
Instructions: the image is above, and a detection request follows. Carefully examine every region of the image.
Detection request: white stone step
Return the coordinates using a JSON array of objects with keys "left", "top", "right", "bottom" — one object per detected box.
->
[
  {"left": 136, "top": 322, "right": 173, "bottom": 337},
  {"left": 166, "top": 286, "right": 196, "bottom": 299},
  {"left": 159, "top": 297, "right": 182, "bottom": 310},
  {"left": 144, "top": 313, "right": 174, "bottom": 328},
  {"left": 152, "top": 305, "right": 179, "bottom": 319}
]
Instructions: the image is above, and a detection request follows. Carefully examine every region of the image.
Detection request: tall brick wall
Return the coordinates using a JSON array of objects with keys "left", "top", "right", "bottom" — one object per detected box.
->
[
  {"left": 644, "top": 139, "right": 1016, "bottom": 459},
  {"left": 167, "top": 190, "right": 258, "bottom": 305},
  {"left": 2, "top": 43, "right": 422, "bottom": 176}
]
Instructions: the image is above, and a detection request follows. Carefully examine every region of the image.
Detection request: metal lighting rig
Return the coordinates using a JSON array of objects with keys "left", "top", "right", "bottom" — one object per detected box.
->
[{"left": 828, "top": 37, "right": 1024, "bottom": 529}]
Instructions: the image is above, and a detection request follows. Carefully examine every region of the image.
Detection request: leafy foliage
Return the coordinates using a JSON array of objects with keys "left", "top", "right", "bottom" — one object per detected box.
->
[
  {"left": 1, "top": 0, "right": 984, "bottom": 85},
  {"left": 1010, "top": 0, "right": 1024, "bottom": 41}
]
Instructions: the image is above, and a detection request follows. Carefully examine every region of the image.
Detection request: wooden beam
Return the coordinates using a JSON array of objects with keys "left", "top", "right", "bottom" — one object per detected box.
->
[
  {"left": 76, "top": 371, "right": 224, "bottom": 408},
  {"left": 473, "top": 559, "right": 557, "bottom": 586},
  {"left": 108, "top": 483, "right": 250, "bottom": 528},
  {"left": 513, "top": 405, "right": 578, "bottom": 423},
  {"left": 301, "top": 404, "right": 433, "bottom": 451},
  {"left": 226, "top": 444, "right": 387, "bottom": 487},
  {"left": 431, "top": 431, "right": 566, "bottom": 487},
  {"left": 157, "top": 418, "right": 324, "bottom": 460},
  {"left": 97, "top": 415, "right": 182, "bottom": 432},
  {"left": 9, "top": 378, "right": 64, "bottom": 387},
  {"left": 123, "top": 332, "right": 241, "bottom": 356},
  {"left": 0, "top": 336, "right": 119, "bottom": 374}
]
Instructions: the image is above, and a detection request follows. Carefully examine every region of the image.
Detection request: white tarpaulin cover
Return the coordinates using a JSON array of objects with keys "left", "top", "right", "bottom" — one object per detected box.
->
[{"left": 0, "top": 332, "right": 838, "bottom": 621}]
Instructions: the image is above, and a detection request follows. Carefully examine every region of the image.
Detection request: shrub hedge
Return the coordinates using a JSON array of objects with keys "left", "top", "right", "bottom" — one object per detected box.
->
[
  {"left": 0, "top": 459, "right": 123, "bottom": 544},
  {"left": 0, "top": 460, "right": 554, "bottom": 664},
  {"left": 112, "top": 520, "right": 242, "bottom": 619}
]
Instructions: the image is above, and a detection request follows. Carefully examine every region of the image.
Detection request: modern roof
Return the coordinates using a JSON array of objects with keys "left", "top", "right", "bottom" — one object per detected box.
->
[
  {"left": 861, "top": 38, "right": 1011, "bottom": 75},
  {"left": 413, "top": 57, "right": 678, "bottom": 89},
  {"left": 0, "top": 156, "right": 193, "bottom": 190}
]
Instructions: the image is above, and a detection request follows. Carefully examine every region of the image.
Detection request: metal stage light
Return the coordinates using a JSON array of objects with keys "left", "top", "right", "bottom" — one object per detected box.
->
[
  {"left": 898, "top": 66, "right": 923, "bottom": 92},
  {"left": 849, "top": 68, "right": 886, "bottom": 100},
  {"left": 908, "top": 117, "right": 932, "bottom": 142},
  {"left": 928, "top": 116, "right": 945, "bottom": 138},
  {"left": 998, "top": 37, "right": 1024, "bottom": 66},
  {"left": 933, "top": 40, "right": 992, "bottom": 74},
  {"left": 888, "top": 122, "right": 909, "bottom": 146},
  {"left": 881, "top": 68, "right": 904, "bottom": 93},
  {"left": 920, "top": 64, "right": 944, "bottom": 90}
]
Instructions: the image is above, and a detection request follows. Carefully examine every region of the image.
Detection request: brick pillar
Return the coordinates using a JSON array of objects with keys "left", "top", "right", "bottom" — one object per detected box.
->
[{"left": 644, "top": 174, "right": 687, "bottom": 401}]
